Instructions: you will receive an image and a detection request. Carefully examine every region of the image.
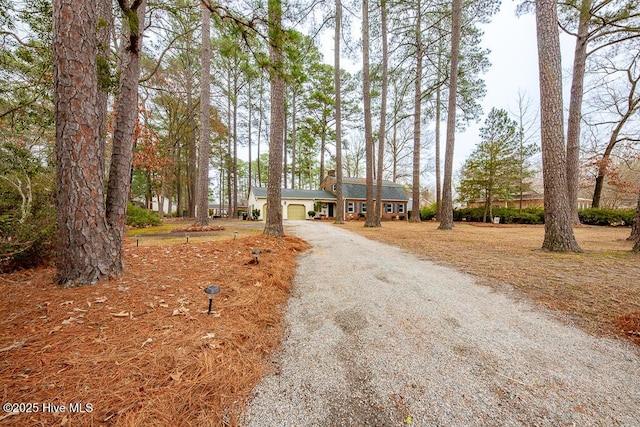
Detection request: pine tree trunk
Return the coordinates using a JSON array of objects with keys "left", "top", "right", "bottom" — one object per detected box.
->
[
  {"left": 536, "top": 0, "right": 582, "bottom": 252},
  {"left": 232, "top": 77, "right": 238, "bottom": 217},
  {"left": 264, "top": 0, "right": 284, "bottom": 237},
  {"left": 106, "top": 0, "right": 146, "bottom": 268},
  {"left": 334, "top": 0, "right": 344, "bottom": 224},
  {"left": 292, "top": 91, "right": 297, "bottom": 189},
  {"left": 439, "top": 0, "right": 462, "bottom": 230},
  {"left": 196, "top": 3, "right": 211, "bottom": 226},
  {"left": 435, "top": 44, "right": 443, "bottom": 220},
  {"left": 96, "top": 0, "right": 112, "bottom": 182},
  {"left": 410, "top": 0, "right": 422, "bottom": 224},
  {"left": 186, "top": 62, "right": 197, "bottom": 217},
  {"left": 629, "top": 194, "right": 640, "bottom": 242},
  {"left": 363, "top": 0, "right": 376, "bottom": 227},
  {"left": 53, "top": 0, "right": 117, "bottom": 286},
  {"left": 374, "top": 0, "right": 387, "bottom": 227},
  {"left": 566, "top": 0, "right": 590, "bottom": 224},
  {"left": 248, "top": 81, "right": 253, "bottom": 191}
]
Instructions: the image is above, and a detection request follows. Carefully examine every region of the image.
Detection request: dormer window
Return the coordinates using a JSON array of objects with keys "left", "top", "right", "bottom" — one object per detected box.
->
[{"left": 332, "top": 184, "right": 337, "bottom": 192}]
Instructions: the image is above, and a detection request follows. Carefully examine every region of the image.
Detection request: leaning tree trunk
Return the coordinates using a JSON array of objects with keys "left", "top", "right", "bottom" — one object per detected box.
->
[
  {"left": 410, "top": 0, "right": 422, "bottom": 224},
  {"left": 53, "top": 0, "right": 118, "bottom": 286},
  {"left": 439, "top": 0, "right": 462, "bottom": 230},
  {"left": 106, "top": 0, "right": 146, "bottom": 272},
  {"left": 334, "top": 0, "right": 344, "bottom": 224},
  {"left": 566, "top": 0, "right": 591, "bottom": 224},
  {"left": 264, "top": 0, "right": 285, "bottom": 237},
  {"left": 536, "top": 0, "right": 582, "bottom": 252},
  {"left": 196, "top": 2, "right": 211, "bottom": 226}
]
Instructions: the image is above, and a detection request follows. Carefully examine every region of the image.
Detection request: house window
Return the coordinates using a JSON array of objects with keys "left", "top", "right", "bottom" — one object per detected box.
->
[
  {"left": 346, "top": 202, "right": 355, "bottom": 213},
  {"left": 332, "top": 184, "right": 337, "bottom": 192},
  {"left": 385, "top": 203, "right": 394, "bottom": 214},
  {"left": 397, "top": 203, "right": 405, "bottom": 213},
  {"left": 361, "top": 202, "right": 367, "bottom": 213}
]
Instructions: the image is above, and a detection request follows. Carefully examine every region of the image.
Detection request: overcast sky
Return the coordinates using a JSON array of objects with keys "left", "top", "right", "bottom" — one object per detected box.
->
[{"left": 319, "top": 1, "right": 578, "bottom": 189}]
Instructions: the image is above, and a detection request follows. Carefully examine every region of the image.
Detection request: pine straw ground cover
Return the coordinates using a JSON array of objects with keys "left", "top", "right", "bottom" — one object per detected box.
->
[
  {"left": 340, "top": 221, "right": 640, "bottom": 347},
  {"left": 0, "top": 232, "right": 309, "bottom": 426}
]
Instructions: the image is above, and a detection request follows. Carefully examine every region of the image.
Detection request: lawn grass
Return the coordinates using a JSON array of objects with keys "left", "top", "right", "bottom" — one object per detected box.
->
[
  {"left": 339, "top": 220, "right": 640, "bottom": 344},
  {"left": 126, "top": 219, "right": 264, "bottom": 245}
]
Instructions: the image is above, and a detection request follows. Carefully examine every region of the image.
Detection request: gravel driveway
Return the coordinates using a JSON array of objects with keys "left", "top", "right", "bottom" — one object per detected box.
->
[{"left": 242, "top": 221, "right": 640, "bottom": 426}]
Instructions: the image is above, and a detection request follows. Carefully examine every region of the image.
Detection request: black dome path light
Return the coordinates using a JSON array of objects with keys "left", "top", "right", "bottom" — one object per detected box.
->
[
  {"left": 204, "top": 285, "right": 220, "bottom": 315},
  {"left": 252, "top": 249, "right": 260, "bottom": 264}
]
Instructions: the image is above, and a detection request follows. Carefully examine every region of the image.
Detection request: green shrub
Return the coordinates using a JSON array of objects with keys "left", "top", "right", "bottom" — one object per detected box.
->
[
  {"left": 0, "top": 203, "right": 56, "bottom": 271},
  {"left": 578, "top": 208, "right": 635, "bottom": 226},
  {"left": 420, "top": 204, "right": 437, "bottom": 221},
  {"left": 126, "top": 203, "right": 161, "bottom": 227},
  {"left": 453, "top": 207, "right": 545, "bottom": 224},
  {"left": 0, "top": 144, "right": 56, "bottom": 271}
]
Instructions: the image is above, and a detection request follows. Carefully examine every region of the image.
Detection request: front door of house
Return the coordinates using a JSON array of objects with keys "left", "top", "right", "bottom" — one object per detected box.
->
[{"left": 328, "top": 203, "right": 334, "bottom": 217}]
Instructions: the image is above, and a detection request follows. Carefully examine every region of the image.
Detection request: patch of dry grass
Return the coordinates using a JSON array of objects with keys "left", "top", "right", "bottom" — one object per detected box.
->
[
  {"left": 0, "top": 230, "right": 309, "bottom": 426},
  {"left": 340, "top": 221, "right": 640, "bottom": 344}
]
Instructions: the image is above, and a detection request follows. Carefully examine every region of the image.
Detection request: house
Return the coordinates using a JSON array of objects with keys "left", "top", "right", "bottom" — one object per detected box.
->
[
  {"left": 247, "top": 187, "right": 337, "bottom": 220},
  {"left": 320, "top": 171, "right": 410, "bottom": 220},
  {"left": 248, "top": 171, "right": 410, "bottom": 221}
]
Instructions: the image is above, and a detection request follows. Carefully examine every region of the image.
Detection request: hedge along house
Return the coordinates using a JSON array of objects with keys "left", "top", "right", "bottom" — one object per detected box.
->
[
  {"left": 247, "top": 187, "right": 337, "bottom": 220},
  {"left": 320, "top": 171, "right": 410, "bottom": 220}
]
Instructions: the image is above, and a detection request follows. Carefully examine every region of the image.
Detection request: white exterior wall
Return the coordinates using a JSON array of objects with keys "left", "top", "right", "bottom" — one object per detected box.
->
[{"left": 247, "top": 193, "right": 318, "bottom": 220}]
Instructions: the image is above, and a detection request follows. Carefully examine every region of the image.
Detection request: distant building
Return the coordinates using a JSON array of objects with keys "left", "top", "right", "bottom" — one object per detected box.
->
[{"left": 466, "top": 190, "right": 593, "bottom": 210}]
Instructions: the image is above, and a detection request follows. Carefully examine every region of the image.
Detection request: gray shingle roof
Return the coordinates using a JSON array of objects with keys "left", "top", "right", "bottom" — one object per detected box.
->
[
  {"left": 342, "top": 182, "right": 409, "bottom": 201},
  {"left": 251, "top": 179, "right": 409, "bottom": 202},
  {"left": 251, "top": 187, "right": 336, "bottom": 200}
]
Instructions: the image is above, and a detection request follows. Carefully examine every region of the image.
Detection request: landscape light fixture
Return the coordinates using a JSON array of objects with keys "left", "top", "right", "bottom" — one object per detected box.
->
[
  {"left": 135, "top": 235, "right": 140, "bottom": 247},
  {"left": 185, "top": 233, "right": 190, "bottom": 244},
  {"left": 252, "top": 249, "right": 260, "bottom": 264},
  {"left": 204, "top": 285, "right": 220, "bottom": 315},
  {"left": 234, "top": 230, "right": 238, "bottom": 240}
]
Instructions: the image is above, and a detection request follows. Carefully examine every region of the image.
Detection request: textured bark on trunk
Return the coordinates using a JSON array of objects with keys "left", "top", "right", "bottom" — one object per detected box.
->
[
  {"left": 53, "top": 0, "right": 117, "bottom": 286},
  {"left": 566, "top": 0, "right": 591, "bottom": 224},
  {"left": 439, "top": 0, "right": 462, "bottom": 230},
  {"left": 536, "top": 0, "right": 582, "bottom": 252},
  {"left": 291, "top": 91, "right": 297, "bottom": 189},
  {"left": 435, "top": 44, "right": 443, "bottom": 220},
  {"left": 96, "top": 0, "right": 113, "bottom": 181},
  {"left": 362, "top": 0, "right": 376, "bottom": 228},
  {"left": 196, "top": 3, "right": 211, "bottom": 226},
  {"left": 106, "top": 0, "right": 146, "bottom": 271},
  {"left": 592, "top": 105, "right": 637, "bottom": 208},
  {"left": 374, "top": 0, "right": 387, "bottom": 227},
  {"left": 410, "top": 0, "right": 422, "bottom": 224},
  {"left": 334, "top": 0, "right": 344, "bottom": 224},
  {"left": 264, "top": 0, "right": 284, "bottom": 237},
  {"left": 186, "top": 61, "right": 197, "bottom": 217},
  {"left": 629, "top": 194, "right": 640, "bottom": 242},
  {"left": 232, "top": 76, "right": 238, "bottom": 215}
]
